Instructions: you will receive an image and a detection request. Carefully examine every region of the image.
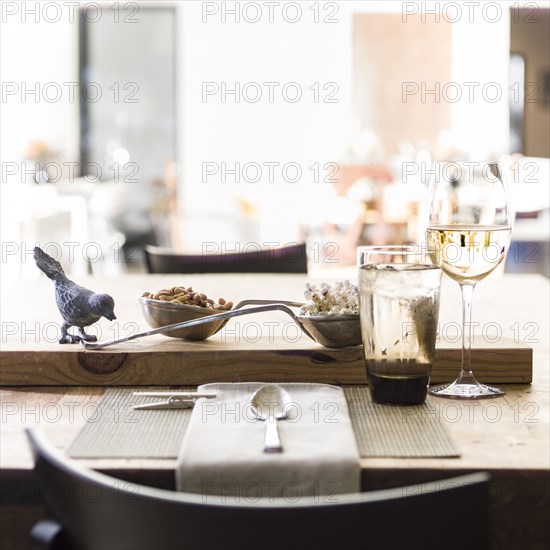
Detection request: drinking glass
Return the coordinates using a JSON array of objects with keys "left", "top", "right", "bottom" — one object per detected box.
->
[
  {"left": 425, "top": 161, "right": 512, "bottom": 398},
  {"left": 357, "top": 246, "right": 442, "bottom": 405}
]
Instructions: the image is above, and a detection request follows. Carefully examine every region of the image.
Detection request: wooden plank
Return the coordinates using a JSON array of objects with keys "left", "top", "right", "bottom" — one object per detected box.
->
[
  {"left": 0, "top": 274, "right": 537, "bottom": 385},
  {"left": 0, "top": 336, "right": 531, "bottom": 386},
  {"left": 433, "top": 338, "right": 532, "bottom": 383}
]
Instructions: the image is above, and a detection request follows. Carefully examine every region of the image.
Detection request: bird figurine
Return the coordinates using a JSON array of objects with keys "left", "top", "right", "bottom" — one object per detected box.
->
[{"left": 33, "top": 246, "right": 116, "bottom": 344}]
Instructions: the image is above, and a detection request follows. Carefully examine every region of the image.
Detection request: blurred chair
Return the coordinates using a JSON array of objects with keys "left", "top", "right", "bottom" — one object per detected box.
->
[
  {"left": 27, "top": 428, "right": 490, "bottom": 550},
  {"left": 143, "top": 243, "right": 308, "bottom": 274}
]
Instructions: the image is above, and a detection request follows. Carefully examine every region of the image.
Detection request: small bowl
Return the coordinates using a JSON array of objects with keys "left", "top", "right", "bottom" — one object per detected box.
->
[
  {"left": 295, "top": 314, "right": 362, "bottom": 348},
  {"left": 138, "top": 297, "right": 229, "bottom": 340}
]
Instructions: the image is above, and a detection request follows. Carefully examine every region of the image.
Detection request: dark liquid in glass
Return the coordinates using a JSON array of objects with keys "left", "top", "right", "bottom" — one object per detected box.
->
[{"left": 368, "top": 369, "right": 430, "bottom": 405}]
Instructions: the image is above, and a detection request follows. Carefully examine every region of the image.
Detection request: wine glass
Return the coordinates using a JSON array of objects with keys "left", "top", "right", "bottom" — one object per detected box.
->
[{"left": 425, "top": 161, "right": 512, "bottom": 398}]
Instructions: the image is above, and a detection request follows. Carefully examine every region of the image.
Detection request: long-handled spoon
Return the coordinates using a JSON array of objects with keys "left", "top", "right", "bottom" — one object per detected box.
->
[
  {"left": 80, "top": 299, "right": 361, "bottom": 350},
  {"left": 80, "top": 301, "right": 311, "bottom": 350}
]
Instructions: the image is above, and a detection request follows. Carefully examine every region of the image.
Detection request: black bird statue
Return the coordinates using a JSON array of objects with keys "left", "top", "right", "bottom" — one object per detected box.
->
[{"left": 33, "top": 246, "right": 116, "bottom": 344}]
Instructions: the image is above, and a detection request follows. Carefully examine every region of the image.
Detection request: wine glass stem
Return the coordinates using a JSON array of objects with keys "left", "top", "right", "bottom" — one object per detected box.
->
[{"left": 459, "top": 282, "right": 476, "bottom": 384}]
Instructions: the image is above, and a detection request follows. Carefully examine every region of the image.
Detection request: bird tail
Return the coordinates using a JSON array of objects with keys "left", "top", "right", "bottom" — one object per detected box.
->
[{"left": 33, "top": 247, "right": 66, "bottom": 281}]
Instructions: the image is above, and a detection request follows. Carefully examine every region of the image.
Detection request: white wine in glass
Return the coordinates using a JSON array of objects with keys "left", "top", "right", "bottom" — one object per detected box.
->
[
  {"left": 426, "top": 225, "right": 511, "bottom": 283},
  {"left": 426, "top": 162, "right": 512, "bottom": 398}
]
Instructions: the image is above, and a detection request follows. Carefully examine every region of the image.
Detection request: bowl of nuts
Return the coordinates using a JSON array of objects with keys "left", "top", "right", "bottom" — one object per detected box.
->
[{"left": 139, "top": 286, "right": 234, "bottom": 340}]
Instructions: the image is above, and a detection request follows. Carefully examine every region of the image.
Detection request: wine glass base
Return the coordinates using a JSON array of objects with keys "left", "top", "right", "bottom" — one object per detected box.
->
[{"left": 429, "top": 381, "right": 505, "bottom": 399}]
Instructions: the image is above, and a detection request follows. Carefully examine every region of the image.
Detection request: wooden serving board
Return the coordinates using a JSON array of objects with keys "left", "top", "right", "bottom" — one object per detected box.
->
[
  {"left": 0, "top": 274, "right": 536, "bottom": 387},
  {"left": 0, "top": 336, "right": 532, "bottom": 387}
]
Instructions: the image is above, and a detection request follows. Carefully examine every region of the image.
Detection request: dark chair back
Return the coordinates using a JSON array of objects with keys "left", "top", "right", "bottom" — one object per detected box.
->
[
  {"left": 143, "top": 243, "right": 308, "bottom": 274},
  {"left": 27, "top": 428, "right": 489, "bottom": 550}
]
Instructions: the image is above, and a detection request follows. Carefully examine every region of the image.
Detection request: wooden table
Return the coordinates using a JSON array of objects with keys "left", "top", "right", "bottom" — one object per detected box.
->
[{"left": 1, "top": 273, "right": 549, "bottom": 550}]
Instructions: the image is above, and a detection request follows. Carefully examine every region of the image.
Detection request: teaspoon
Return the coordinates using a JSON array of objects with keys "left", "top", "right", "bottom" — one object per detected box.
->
[{"left": 250, "top": 385, "right": 292, "bottom": 453}]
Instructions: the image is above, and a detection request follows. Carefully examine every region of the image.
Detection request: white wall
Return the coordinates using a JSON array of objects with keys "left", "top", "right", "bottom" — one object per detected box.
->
[
  {"left": 178, "top": 2, "right": 353, "bottom": 249},
  {"left": 0, "top": 7, "right": 79, "bottom": 168}
]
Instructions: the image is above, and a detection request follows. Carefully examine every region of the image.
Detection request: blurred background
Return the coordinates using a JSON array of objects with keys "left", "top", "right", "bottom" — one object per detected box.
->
[{"left": 1, "top": 0, "right": 549, "bottom": 280}]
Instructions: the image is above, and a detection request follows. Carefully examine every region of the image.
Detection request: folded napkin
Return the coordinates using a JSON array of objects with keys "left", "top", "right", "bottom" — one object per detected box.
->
[{"left": 176, "top": 383, "right": 361, "bottom": 500}]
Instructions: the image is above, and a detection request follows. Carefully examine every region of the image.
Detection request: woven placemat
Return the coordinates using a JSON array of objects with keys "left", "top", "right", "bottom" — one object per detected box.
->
[
  {"left": 68, "top": 387, "right": 460, "bottom": 459},
  {"left": 345, "top": 386, "right": 460, "bottom": 458},
  {"left": 68, "top": 388, "right": 193, "bottom": 458}
]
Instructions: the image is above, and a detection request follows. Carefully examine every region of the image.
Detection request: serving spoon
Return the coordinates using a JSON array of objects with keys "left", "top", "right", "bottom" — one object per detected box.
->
[
  {"left": 81, "top": 300, "right": 309, "bottom": 349},
  {"left": 80, "top": 299, "right": 361, "bottom": 350},
  {"left": 250, "top": 384, "right": 292, "bottom": 453}
]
